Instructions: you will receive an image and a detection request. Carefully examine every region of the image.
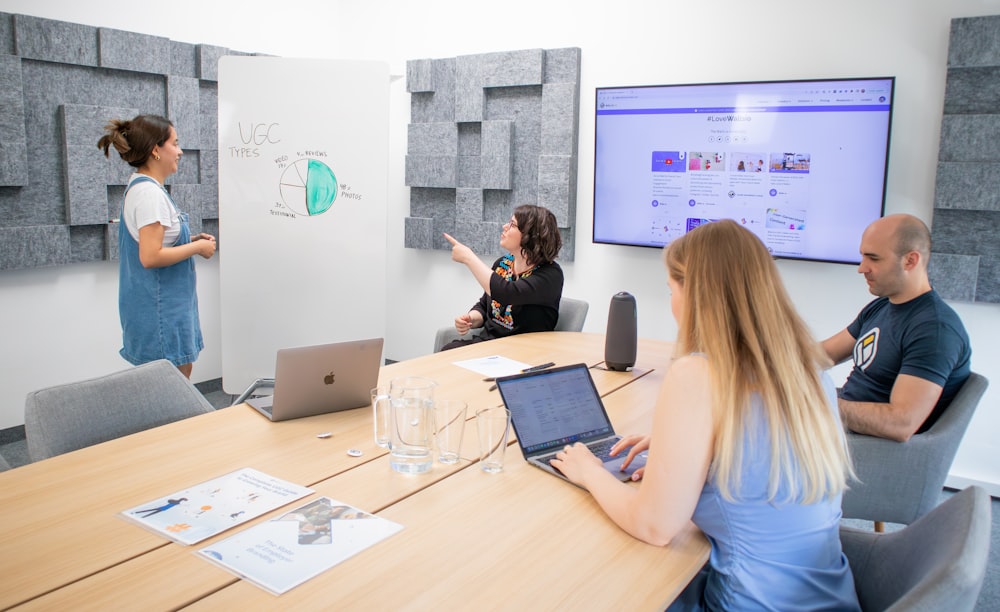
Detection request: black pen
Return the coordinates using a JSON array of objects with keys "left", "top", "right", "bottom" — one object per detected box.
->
[{"left": 521, "top": 361, "right": 555, "bottom": 373}]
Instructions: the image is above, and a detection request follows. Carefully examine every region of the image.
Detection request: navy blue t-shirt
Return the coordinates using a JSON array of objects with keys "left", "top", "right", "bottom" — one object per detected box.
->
[{"left": 840, "top": 290, "right": 971, "bottom": 433}]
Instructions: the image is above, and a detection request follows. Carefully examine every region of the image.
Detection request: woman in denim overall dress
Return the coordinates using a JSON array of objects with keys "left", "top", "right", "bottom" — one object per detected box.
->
[{"left": 98, "top": 115, "right": 217, "bottom": 378}]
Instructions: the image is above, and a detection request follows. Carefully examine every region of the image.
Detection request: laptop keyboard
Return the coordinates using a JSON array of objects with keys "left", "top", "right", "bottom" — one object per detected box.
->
[
  {"left": 587, "top": 438, "right": 617, "bottom": 460},
  {"left": 538, "top": 438, "right": 618, "bottom": 465}
]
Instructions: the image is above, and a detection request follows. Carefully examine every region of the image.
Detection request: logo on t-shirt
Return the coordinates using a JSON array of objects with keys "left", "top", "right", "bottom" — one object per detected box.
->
[{"left": 853, "top": 328, "right": 880, "bottom": 371}]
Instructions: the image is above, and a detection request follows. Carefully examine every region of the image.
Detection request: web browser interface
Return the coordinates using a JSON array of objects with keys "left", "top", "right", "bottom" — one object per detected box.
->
[{"left": 593, "top": 78, "right": 894, "bottom": 264}]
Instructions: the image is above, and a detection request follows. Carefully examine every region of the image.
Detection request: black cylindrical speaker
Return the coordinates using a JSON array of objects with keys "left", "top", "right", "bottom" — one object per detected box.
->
[{"left": 605, "top": 292, "right": 637, "bottom": 371}]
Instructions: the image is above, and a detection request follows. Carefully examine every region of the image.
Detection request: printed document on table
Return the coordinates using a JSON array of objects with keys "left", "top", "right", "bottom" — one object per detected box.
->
[
  {"left": 120, "top": 467, "right": 312, "bottom": 545},
  {"left": 198, "top": 497, "right": 404, "bottom": 595},
  {"left": 451, "top": 355, "right": 530, "bottom": 378}
]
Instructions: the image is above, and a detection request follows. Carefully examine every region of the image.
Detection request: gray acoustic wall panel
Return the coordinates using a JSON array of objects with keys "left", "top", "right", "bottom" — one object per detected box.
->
[
  {"left": 406, "top": 58, "right": 434, "bottom": 93},
  {"left": 404, "top": 215, "right": 435, "bottom": 250},
  {"left": 0, "top": 11, "right": 255, "bottom": 271},
  {"left": 170, "top": 41, "right": 198, "bottom": 79},
  {"left": 0, "top": 54, "right": 27, "bottom": 186},
  {"left": 404, "top": 47, "right": 580, "bottom": 261},
  {"left": 104, "top": 221, "right": 119, "bottom": 261},
  {"left": 13, "top": 15, "right": 98, "bottom": 66},
  {"left": 167, "top": 76, "right": 202, "bottom": 150},
  {"left": 931, "top": 15, "right": 1000, "bottom": 303},
  {"left": 481, "top": 49, "right": 543, "bottom": 88},
  {"left": 197, "top": 45, "right": 229, "bottom": 81},
  {"left": 410, "top": 58, "right": 457, "bottom": 124},
  {"left": 0, "top": 12, "right": 13, "bottom": 54},
  {"left": 455, "top": 54, "right": 484, "bottom": 122},
  {"left": 98, "top": 28, "right": 170, "bottom": 75},
  {"left": 0, "top": 225, "right": 71, "bottom": 268}
]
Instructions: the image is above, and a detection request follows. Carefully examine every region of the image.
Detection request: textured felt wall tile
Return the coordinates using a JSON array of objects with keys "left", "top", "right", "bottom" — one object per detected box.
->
[
  {"left": 199, "top": 149, "right": 219, "bottom": 218},
  {"left": 168, "top": 76, "right": 201, "bottom": 150},
  {"left": 98, "top": 27, "right": 170, "bottom": 75},
  {"left": 170, "top": 41, "right": 198, "bottom": 78},
  {"left": 929, "top": 253, "right": 980, "bottom": 302},
  {"left": 406, "top": 59, "right": 433, "bottom": 93},
  {"left": 404, "top": 216, "right": 434, "bottom": 249},
  {"left": 410, "top": 58, "right": 457, "bottom": 124},
  {"left": 405, "top": 155, "right": 458, "bottom": 188},
  {"left": 949, "top": 15, "right": 1000, "bottom": 68},
  {"left": 0, "top": 225, "right": 71, "bottom": 269},
  {"left": 198, "top": 45, "right": 229, "bottom": 81},
  {"left": 408, "top": 122, "right": 458, "bottom": 155},
  {"left": 938, "top": 115, "right": 1000, "bottom": 162},
  {"left": 537, "top": 155, "right": 572, "bottom": 222},
  {"left": 935, "top": 162, "right": 1000, "bottom": 211},
  {"left": 481, "top": 49, "right": 543, "bottom": 88},
  {"left": 943, "top": 66, "right": 1000, "bottom": 114},
  {"left": 14, "top": 15, "right": 98, "bottom": 66},
  {"left": 105, "top": 221, "right": 119, "bottom": 261},
  {"left": 0, "top": 12, "right": 14, "bottom": 55},
  {"left": 455, "top": 54, "right": 483, "bottom": 122},
  {"left": 0, "top": 54, "right": 27, "bottom": 186},
  {"left": 543, "top": 47, "right": 581, "bottom": 84},
  {"left": 541, "top": 83, "right": 578, "bottom": 156},
  {"left": 69, "top": 224, "right": 105, "bottom": 263}
]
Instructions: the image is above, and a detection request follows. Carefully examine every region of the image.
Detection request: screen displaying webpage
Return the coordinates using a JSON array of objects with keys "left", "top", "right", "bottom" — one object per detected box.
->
[{"left": 593, "top": 78, "right": 894, "bottom": 264}]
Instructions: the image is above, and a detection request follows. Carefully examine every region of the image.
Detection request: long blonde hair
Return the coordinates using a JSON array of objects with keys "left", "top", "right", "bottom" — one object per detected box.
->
[{"left": 665, "top": 220, "right": 852, "bottom": 503}]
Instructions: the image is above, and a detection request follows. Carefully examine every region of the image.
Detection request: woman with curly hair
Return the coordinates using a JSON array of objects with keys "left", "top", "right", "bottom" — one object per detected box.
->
[{"left": 442, "top": 205, "right": 564, "bottom": 350}]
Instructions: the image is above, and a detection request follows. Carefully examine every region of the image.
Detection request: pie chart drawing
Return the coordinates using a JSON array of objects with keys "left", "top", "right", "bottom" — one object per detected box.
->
[{"left": 279, "top": 159, "right": 338, "bottom": 216}]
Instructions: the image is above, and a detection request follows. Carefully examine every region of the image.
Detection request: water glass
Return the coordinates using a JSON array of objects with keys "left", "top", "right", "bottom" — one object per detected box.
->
[
  {"left": 434, "top": 399, "right": 467, "bottom": 464},
  {"left": 370, "top": 385, "right": 390, "bottom": 448},
  {"left": 476, "top": 406, "right": 510, "bottom": 473}
]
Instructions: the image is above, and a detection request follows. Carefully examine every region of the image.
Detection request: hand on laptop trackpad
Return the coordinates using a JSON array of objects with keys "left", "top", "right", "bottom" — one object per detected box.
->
[{"left": 603, "top": 449, "right": 647, "bottom": 479}]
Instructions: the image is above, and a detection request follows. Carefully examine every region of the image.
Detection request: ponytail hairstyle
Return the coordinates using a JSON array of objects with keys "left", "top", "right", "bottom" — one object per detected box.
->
[{"left": 97, "top": 114, "right": 173, "bottom": 168}]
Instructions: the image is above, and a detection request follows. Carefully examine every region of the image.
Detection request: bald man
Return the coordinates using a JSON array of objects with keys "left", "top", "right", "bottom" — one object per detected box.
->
[{"left": 822, "top": 214, "right": 971, "bottom": 442}]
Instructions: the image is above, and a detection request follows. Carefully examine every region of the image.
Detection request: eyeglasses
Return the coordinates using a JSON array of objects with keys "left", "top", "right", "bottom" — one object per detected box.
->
[{"left": 504, "top": 217, "right": 519, "bottom": 230}]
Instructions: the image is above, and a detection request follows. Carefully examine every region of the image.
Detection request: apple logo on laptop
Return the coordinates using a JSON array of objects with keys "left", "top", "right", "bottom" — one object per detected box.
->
[{"left": 324, "top": 371, "right": 335, "bottom": 385}]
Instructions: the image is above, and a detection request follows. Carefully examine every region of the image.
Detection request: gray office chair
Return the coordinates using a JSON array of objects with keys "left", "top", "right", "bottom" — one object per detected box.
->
[
  {"left": 0, "top": 453, "right": 11, "bottom": 472},
  {"left": 842, "top": 372, "right": 988, "bottom": 527},
  {"left": 432, "top": 296, "right": 590, "bottom": 353},
  {"left": 24, "top": 359, "right": 215, "bottom": 462},
  {"left": 840, "top": 485, "right": 991, "bottom": 611}
]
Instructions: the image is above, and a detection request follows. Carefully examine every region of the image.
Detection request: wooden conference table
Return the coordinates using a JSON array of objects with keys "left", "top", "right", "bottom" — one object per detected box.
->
[{"left": 0, "top": 332, "right": 709, "bottom": 611}]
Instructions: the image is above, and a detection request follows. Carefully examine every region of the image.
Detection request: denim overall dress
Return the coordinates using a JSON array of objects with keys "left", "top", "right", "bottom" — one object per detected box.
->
[{"left": 118, "top": 175, "right": 203, "bottom": 366}]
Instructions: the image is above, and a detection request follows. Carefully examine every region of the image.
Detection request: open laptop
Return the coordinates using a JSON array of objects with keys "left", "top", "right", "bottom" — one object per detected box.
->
[
  {"left": 246, "top": 338, "right": 384, "bottom": 422},
  {"left": 495, "top": 363, "right": 647, "bottom": 483}
]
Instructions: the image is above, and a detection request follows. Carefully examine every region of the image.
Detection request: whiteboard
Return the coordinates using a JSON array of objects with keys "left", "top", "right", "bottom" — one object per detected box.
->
[{"left": 218, "top": 57, "right": 388, "bottom": 394}]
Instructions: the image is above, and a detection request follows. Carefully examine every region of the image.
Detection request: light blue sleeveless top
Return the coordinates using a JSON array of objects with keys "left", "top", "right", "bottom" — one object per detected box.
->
[
  {"left": 692, "top": 373, "right": 860, "bottom": 611},
  {"left": 117, "top": 175, "right": 203, "bottom": 367}
]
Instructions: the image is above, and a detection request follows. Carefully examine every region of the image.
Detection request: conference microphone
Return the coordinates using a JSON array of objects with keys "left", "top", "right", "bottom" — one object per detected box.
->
[{"left": 604, "top": 291, "right": 637, "bottom": 371}]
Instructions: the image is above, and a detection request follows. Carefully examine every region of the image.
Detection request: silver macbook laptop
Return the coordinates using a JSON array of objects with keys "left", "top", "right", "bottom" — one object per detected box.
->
[
  {"left": 246, "top": 338, "right": 384, "bottom": 422},
  {"left": 496, "top": 363, "right": 647, "bottom": 483}
]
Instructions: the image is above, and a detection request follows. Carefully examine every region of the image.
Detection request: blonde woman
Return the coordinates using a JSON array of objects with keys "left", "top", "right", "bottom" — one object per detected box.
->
[{"left": 553, "top": 220, "right": 859, "bottom": 610}]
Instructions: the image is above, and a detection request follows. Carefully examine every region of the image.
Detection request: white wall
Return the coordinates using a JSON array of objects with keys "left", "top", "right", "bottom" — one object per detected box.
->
[{"left": 1, "top": 0, "right": 998, "bottom": 491}]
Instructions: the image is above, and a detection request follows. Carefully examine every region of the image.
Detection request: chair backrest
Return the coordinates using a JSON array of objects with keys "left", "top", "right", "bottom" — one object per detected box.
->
[
  {"left": 842, "top": 371, "right": 988, "bottom": 524},
  {"left": 553, "top": 296, "right": 589, "bottom": 332},
  {"left": 840, "top": 485, "right": 991, "bottom": 611},
  {"left": 0, "top": 453, "right": 11, "bottom": 472},
  {"left": 25, "top": 360, "right": 215, "bottom": 462},
  {"left": 433, "top": 296, "right": 590, "bottom": 352}
]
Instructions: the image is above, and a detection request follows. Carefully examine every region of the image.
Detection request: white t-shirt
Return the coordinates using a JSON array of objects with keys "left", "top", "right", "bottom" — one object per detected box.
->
[{"left": 123, "top": 174, "right": 181, "bottom": 246}]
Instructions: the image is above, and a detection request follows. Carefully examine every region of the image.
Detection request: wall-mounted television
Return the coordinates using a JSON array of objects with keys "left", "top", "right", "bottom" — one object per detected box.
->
[{"left": 593, "top": 77, "right": 895, "bottom": 264}]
